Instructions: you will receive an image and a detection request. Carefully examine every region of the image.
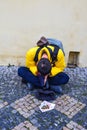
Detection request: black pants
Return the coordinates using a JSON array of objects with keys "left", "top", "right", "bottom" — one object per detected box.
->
[{"left": 18, "top": 67, "right": 69, "bottom": 87}]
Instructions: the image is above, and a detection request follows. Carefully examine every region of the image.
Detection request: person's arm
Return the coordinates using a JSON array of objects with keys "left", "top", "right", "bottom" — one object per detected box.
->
[
  {"left": 50, "top": 49, "right": 66, "bottom": 76},
  {"left": 25, "top": 47, "right": 38, "bottom": 75},
  {"left": 36, "top": 70, "right": 49, "bottom": 87}
]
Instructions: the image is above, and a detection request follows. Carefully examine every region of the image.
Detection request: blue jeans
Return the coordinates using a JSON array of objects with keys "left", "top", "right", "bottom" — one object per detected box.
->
[{"left": 18, "top": 67, "right": 69, "bottom": 87}]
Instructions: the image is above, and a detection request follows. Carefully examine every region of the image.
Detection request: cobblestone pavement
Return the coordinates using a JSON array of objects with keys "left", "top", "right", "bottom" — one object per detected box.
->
[{"left": 0, "top": 66, "right": 87, "bottom": 130}]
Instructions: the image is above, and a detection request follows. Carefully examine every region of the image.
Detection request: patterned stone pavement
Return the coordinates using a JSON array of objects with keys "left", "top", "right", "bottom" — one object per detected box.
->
[
  {"left": 10, "top": 94, "right": 41, "bottom": 118},
  {"left": 54, "top": 94, "right": 86, "bottom": 119},
  {"left": 12, "top": 121, "right": 38, "bottom": 130},
  {"left": 63, "top": 121, "right": 86, "bottom": 130},
  {"left": 0, "top": 66, "right": 87, "bottom": 130}
]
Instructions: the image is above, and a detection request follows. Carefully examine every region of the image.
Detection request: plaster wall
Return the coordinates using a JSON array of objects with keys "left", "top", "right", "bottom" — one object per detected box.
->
[{"left": 0, "top": 0, "right": 87, "bottom": 67}]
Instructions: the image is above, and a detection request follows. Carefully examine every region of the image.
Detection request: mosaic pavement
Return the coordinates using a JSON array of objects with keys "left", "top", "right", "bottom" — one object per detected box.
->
[
  {"left": 0, "top": 66, "right": 87, "bottom": 130},
  {"left": 0, "top": 94, "right": 86, "bottom": 130}
]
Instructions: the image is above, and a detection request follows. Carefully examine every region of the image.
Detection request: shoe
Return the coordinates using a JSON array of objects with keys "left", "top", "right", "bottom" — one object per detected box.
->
[
  {"left": 50, "top": 85, "right": 63, "bottom": 94},
  {"left": 22, "top": 78, "right": 28, "bottom": 84},
  {"left": 27, "top": 83, "right": 34, "bottom": 90}
]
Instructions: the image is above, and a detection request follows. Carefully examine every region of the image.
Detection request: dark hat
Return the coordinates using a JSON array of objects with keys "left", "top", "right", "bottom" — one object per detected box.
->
[{"left": 37, "top": 58, "right": 51, "bottom": 76}]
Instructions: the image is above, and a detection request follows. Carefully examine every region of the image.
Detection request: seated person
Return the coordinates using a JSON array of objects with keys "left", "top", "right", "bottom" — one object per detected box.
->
[{"left": 18, "top": 37, "right": 69, "bottom": 94}]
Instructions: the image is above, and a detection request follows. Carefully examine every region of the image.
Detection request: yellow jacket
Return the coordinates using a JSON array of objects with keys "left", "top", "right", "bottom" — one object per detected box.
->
[{"left": 25, "top": 45, "right": 66, "bottom": 77}]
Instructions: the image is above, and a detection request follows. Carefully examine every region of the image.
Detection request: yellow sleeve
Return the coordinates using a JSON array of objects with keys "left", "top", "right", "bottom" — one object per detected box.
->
[
  {"left": 25, "top": 47, "right": 38, "bottom": 75},
  {"left": 50, "top": 49, "right": 66, "bottom": 76}
]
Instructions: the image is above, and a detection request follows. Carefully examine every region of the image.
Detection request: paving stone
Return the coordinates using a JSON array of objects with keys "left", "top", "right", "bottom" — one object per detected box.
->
[
  {"left": 11, "top": 109, "right": 17, "bottom": 114},
  {"left": 63, "top": 127, "right": 70, "bottom": 130},
  {"left": 12, "top": 120, "right": 38, "bottom": 130},
  {"left": 0, "top": 101, "right": 8, "bottom": 109},
  {"left": 65, "top": 121, "right": 87, "bottom": 130},
  {"left": 54, "top": 94, "right": 86, "bottom": 118},
  {"left": 28, "top": 109, "right": 69, "bottom": 130},
  {"left": 11, "top": 94, "right": 42, "bottom": 118},
  {"left": 0, "top": 106, "right": 25, "bottom": 130}
]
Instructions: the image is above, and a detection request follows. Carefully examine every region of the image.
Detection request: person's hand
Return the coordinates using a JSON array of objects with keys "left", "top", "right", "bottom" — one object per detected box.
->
[
  {"left": 37, "top": 71, "right": 48, "bottom": 85},
  {"left": 44, "top": 75, "right": 48, "bottom": 85}
]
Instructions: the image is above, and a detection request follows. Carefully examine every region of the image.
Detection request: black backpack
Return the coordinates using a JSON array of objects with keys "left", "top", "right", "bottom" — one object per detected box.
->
[
  {"left": 34, "top": 38, "right": 65, "bottom": 66},
  {"left": 35, "top": 89, "right": 57, "bottom": 101}
]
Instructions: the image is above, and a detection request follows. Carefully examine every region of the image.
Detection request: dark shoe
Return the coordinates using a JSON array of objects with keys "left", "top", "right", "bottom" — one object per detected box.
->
[
  {"left": 22, "top": 78, "right": 28, "bottom": 84},
  {"left": 27, "top": 83, "right": 34, "bottom": 90},
  {"left": 50, "top": 85, "right": 63, "bottom": 94}
]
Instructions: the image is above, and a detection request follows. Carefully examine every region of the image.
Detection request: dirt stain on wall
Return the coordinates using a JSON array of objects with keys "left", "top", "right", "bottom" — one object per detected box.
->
[{"left": 0, "top": 55, "right": 25, "bottom": 66}]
